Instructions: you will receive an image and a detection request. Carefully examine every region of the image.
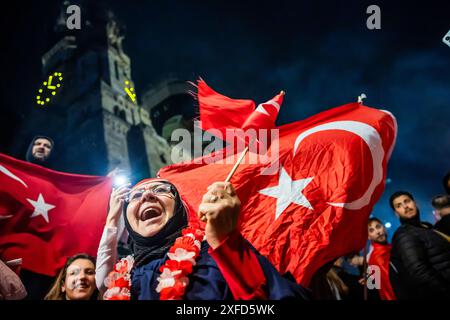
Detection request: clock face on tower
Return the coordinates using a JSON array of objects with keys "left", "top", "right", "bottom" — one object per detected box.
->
[
  {"left": 36, "top": 72, "right": 64, "bottom": 106},
  {"left": 124, "top": 80, "right": 137, "bottom": 104}
]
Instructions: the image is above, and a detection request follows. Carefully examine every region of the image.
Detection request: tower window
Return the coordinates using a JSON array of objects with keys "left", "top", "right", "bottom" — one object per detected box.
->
[
  {"left": 114, "top": 61, "right": 119, "bottom": 80},
  {"left": 119, "top": 110, "right": 126, "bottom": 121}
]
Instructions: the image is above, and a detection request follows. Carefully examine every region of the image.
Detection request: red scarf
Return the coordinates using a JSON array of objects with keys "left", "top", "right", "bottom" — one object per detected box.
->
[{"left": 368, "top": 242, "right": 396, "bottom": 300}]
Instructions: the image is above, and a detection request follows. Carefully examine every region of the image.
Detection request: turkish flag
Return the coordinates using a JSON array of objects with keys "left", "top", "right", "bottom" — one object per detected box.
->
[
  {"left": 197, "top": 79, "right": 284, "bottom": 147},
  {"left": 0, "top": 153, "right": 112, "bottom": 276},
  {"left": 159, "top": 102, "right": 397, "bottom": 286},
  {"left": 197, "top": 79, "right": 256, "bottom": 135}
]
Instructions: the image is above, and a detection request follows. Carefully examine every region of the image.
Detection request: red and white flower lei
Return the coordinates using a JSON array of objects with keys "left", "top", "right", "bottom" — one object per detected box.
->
[
  {"left": 103, "top": 227, "right": 205, "bottom": 300},
  {"left": 103, "top": 255, "right": 134, "bottom": 300}
]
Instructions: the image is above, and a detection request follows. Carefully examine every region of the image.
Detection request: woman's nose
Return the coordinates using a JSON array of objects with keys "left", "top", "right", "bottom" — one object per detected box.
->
[{"left": 140, "top": 190, "right": 158, "bottom": 203}]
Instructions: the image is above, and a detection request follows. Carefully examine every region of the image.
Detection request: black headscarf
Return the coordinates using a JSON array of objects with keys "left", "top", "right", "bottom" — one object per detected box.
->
[
  {"left": 25, "top": 135, "right": 55, "bottom": 166},
  {"left": 124, "top": 179, "right": 188, "bottom": 268}
]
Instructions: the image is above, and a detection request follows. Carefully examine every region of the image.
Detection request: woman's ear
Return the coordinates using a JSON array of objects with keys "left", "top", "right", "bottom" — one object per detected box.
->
[{"left": 61, "top": 281, "right": 66, "bottom": 293}]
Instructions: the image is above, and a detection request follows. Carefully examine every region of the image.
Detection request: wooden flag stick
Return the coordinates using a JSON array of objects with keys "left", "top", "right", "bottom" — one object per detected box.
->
[
  {"left": 224, "top": 89, "right": 284, "bottom": 183},
  {"left": 363, "top": 245, "right": 368, "bottom": 301},
  {"left": 200, "top": 146, "right": 249, "bottom": 222},
  {"left": 225, "top": 146, "right": 249, "bottom": 183}
]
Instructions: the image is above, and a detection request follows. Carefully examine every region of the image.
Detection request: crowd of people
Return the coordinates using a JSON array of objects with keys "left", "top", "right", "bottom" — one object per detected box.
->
[
  {"left": 1, "top": 136, "right": 449, "bottom": 300},
  {"left": 324, "top": 186, "right": 450, "bottom": 300}
]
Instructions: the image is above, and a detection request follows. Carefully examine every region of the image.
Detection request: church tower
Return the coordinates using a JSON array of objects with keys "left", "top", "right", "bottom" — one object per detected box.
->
[{"left": 37, "top": 1, "right": 170, "bottom": 181}]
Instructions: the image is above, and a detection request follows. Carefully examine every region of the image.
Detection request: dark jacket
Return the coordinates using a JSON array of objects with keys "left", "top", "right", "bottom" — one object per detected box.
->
[
  {"left": 389, "top": 222, "right": 450, "bottom": 299},
  {"left": 435, "top": 215, "right": 450, "bottom": 237}
]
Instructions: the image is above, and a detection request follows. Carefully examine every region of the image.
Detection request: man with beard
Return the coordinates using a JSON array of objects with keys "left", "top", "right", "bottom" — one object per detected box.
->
[
  {"left": 25, "top": 136, "right": 54, "bottom": 168},
  {"left": 366, "top": 217, "right": 396, "bottom": 300},
  {"left": 20, "top": 135, "right": 56, "bottom": 298},
  {"left": 389, "top": 191, "right": 450, "bottom": 299}
]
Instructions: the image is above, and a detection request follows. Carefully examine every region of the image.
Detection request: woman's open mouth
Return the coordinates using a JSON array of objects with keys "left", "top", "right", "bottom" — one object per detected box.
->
[
  {"left": 74, "top": 282, "right": 89, "bottom": 290},
  {"left": 140, "top": 207, "right": 163, "bottom": 221}
]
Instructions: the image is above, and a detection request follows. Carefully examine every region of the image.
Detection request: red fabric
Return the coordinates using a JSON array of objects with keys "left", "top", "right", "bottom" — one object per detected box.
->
[
  {"left": 208, "top": 229, "right": 267, "bottom": 300},
  {"left": 242, "top": 91, "right": 284, "bottom": 132},
  {"left": 198, "top": 79, "right": 255, "bottom": 138},
  {"left": 160, "top": 86, "right": 397, "bottom": 286},
  {"left": 198, "top": 79, "right": 283, "bottom": 147},
  {"left": 368, "top": 242, "right": 397, "bottom": 300},
  {"left": 0, "top": 153, "right": 112, "bottom": 276}
]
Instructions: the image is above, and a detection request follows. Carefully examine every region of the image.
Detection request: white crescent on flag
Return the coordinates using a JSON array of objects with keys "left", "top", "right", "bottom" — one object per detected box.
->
[
  {"left": 293, "top": 120, "right": 385, "bottom": 210},
  {"left": 0, "top": 164, "right": 28, "bottom": 188}
]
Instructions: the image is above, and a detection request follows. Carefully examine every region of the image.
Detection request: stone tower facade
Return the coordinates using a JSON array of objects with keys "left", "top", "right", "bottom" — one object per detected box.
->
[{"left": 34, "top": 3, "right": 171, "bottom": 181}]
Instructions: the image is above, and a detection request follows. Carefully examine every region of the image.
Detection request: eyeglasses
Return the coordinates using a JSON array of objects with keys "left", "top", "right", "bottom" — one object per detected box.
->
[{"left": 128, "top": 183, "right": 175, "bottom": 202}]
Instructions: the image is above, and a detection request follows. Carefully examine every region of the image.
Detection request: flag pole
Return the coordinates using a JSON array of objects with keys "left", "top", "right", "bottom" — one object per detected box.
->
[
  {"left": 224, "top": 90, "right": 284, "bottom": 183},
  {"left": 225, "top": 146, "right": 249, "bottom": 183},
  {"left": 200, "top": 145, "right": 248, "bottom": 221},
  {"left": 357, "top": 93, "right": 367, "bottom": 104},
  {"left": 363, "top": 244, "right": 368, "bottom": 300}
]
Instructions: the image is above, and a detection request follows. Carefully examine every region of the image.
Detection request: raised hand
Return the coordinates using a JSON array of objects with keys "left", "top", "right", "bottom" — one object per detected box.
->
[
  {"left": 106, "top": 184, "right": 130, "bottom": 227},
  {"left": 198, "top": 182, "right": 241, "bottom": 249}
]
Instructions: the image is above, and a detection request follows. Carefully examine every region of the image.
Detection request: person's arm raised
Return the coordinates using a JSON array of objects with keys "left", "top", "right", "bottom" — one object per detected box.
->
[
  {"left": 96, "top": 184, "right": 130, "bottom": 294},
  {"left": 199, "top": 182, "right": 267, "bottom": 300}
]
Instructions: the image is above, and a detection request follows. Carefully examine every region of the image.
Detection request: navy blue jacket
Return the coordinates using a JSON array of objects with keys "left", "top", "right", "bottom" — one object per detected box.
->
[{"left": 131, "top": 241, "right": 310, "bottom": 300}]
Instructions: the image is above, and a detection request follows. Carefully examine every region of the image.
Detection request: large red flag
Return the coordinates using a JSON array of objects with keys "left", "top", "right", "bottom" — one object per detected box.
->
[
  {"left": 159, "top": 101, "right": 397, "bottom": 286},
  {"left": 0, "top": 153, "right": 112, "bottom": 276}
]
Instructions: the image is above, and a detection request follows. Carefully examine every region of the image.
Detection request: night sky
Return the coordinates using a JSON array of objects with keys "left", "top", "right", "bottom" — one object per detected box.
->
[{"left": 0, "top": 0, "right": 449, "bottom": 238}]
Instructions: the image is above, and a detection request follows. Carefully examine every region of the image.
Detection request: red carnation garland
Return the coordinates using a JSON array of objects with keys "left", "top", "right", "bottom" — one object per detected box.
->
[
  {"left": 103, "top": 227, "right": 205, "bottom": 300},
  {"left": 103, "top": 255, "right": 134, "bottom": 300},
  {"left": 156, "top": 227, "right": 205, "bottom": 299}
]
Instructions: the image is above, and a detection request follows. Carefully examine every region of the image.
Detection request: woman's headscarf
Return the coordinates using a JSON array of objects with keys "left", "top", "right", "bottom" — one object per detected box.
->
[{"left": 124, "top": 178, "right": 188, "bottom": 268}]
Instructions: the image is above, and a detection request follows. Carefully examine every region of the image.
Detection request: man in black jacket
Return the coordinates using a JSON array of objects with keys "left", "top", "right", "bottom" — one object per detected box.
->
[
  {"left": 443, "top": 172, "right": 450, "bottom": 195},
  {"left": 389, "top": 191, "right": 450, "bottom": 299},
  {"left": 432, "top": 195, "right": 450, "bottom": 237}
]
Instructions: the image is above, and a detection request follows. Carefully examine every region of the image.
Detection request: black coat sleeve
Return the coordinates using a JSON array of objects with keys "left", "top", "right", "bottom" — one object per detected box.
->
[{"left": 394, "top": 230, "right": 450, "bottom": 297}]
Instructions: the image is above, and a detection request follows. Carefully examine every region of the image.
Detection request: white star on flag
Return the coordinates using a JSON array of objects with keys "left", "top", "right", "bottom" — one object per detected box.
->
[
  {"left": 26, "top": 193, "right": 56, "bottom": 223},
  {"left": 258, "top": 166, "right": 314, "bottom": 220}
]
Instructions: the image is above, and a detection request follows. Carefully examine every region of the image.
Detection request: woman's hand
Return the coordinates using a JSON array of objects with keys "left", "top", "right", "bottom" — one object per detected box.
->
[
  {"left": 106, "top": 184, "right": 130, "bottom": 227},
  {"left": 198, "top": 182, "right": 241, "bottom": 249}
]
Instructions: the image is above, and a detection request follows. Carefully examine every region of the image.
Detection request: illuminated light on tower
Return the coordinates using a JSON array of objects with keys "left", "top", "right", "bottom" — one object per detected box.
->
[
  {"left": 35, "top": 71, "right": 64, "bottom": 106},
  {"left": 124, "top": 80, "right": 137, "bottom": 103}
]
